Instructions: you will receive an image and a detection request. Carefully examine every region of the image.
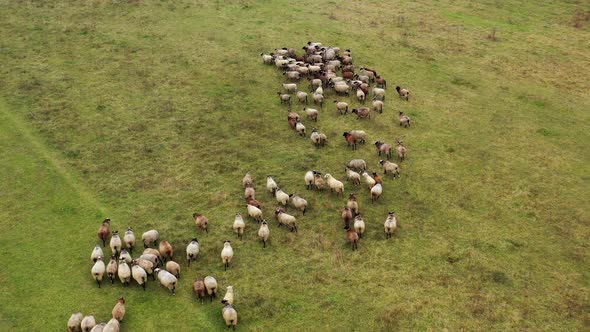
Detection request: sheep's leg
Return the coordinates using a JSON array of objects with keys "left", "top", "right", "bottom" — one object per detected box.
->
[{"left": 97, "top": 279, "right": 101, "bottom": 288}]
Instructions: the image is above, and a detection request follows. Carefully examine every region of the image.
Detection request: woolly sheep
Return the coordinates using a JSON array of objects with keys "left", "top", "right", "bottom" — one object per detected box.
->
[
  {"left": 247, "top": 204, "right": 263, "bottom": 222},
  {"left": 102, "top": 318, "right": 119, "bottom": 332},
  {"left": 289, "top": 194, "right": 308, "bottom": 215},
  {"left": 352, "top": 107, "right": 371, "bottom": 119},
  {"left": 282, "top": 83, "right": 297, "bottom": 93},
  {"left": 141, "top": 229, "right": 159, "bottom": 248},
  {"left": 139, "top": 253, "right": 159, "bottom": 267},
  {"left": 166, "top": 260, "right": 181, "bottom": 279},
  {"left": 349, "top": 130, "right": 367, "bottom": 144},
  {"left": 283, "top": 70, "right": 300, "bottom": 81},
  {"left": 106, "top": 255, "right": 118, "bottom": 284},
  {"left": 324, "top": 173, "right": 344, "bottom": 197},
  {"left": 345, "top": 167, "right": 361, "bottom": 186},
  {"left": 296, "top": 91, "right": 308, "bottom": 104},
  {"left": 346, "top": 229, "right": 359, "bottom": 251},
  {"left": 371, "top": 183, "right": 383, "bottom": 203},
  {"left": 356, "top": 89, "right": 366, "bottom": 104},
  {"left": 379, "top": 160, "right": 400, "bottom": 177},
  {"left": 112, "top": 297, "right": 125, "bottom": 322},
  {"left": 304, "top": 170, "right": 315, "bottom": 190},
  {"left": 186, "top": 238, "right": 200, "bottom": 266},
  {"left": 303, "top": 107, "right": 319, "bottom": 121},
  {"left": 90, "top": 323, "right": 106, "bottom": 332},
  {"left": 396, "top": 140, "right": 408, "bottom": 161},
  {"left": 91, "top": 245, "right": 103, "bottom": 263},
  {"left": 109, "top": 231, "right": 122, "bottom": 256},
  {"left": 347, "top": 159, "right": 367, "bottom": 171},
  {"left": 260, "top": 53, "right": 273, "bottom": 64},
  {"left": 313, "top": 171, "right": 325, "bottom": 191},
  {"left": 91, "top": 256, "right": 106, "bottom": 288},
  {"left": 204, "top": 276, "right": 218, "bottom": 302},
  {"left": 193, "top": 277, "right": 206, "bottom": 303},
  {"left": 375, "top": 75, "right": 387, "bottom": 88},
  {"left": 396, "top": 86, "right": 410, "bottom": 100},
  {"left": 354, "top": 214, "right": 366, "bottom": 238},
  {"left": 312, "top": 93, "right": 324, "bottom": 107},
  {"left": 118, "top": 260, "right": 131, "bottom": 286},
  {"left": 310, "top": 128, "right": 322, "bottom": 147},
  {"left": 158, "top": 240, "right": 174, "bottom": 263},
  {"left": 309, "top": 78, "right": 322, "bottom": 91},
  {"left": 342, "top": 207, "right": 353, "bottom": 230},
  {"left": 266, "top": 176, "right": 278, "bottom": 193},
  {"left": 362, "top": 172, "right": 376, "bottom": 190},
  {"left": 233, "top": 213, "right": 245, "bottom": 240},
  {"left": 374, "top": 141, "right": 393, "bottom": 159},
  {"left": 131, "top": 261, "right": 148, "bottom": 290},
  {"left": 221, "top": 301, "right": 238, "bottom": 330},
  {"left": 221, "top": 241, "right": 234, "bottom": 270},
  {"left": 119, "top": 249, "right": 131, "bottom": 264},
  {"left": 136, "top": 258, "right": 155, "bottom": 280},
  {"left": 244, "top": 186, "right": 256, "bottom": 199},
  {"left": 399, "top": 111, "right": 411, "bottom": 128},
  {"left": 193, "top": 213, "right": 210, "bottom": 233},
  {"left": 275, "top": 209, "right": 298, "bottom": 232},
  {"left": 155, "top": 268, "right": 178, "bottom": 295},
  {"left": 347, "top": 193, "right": 359, "bottom": 215},
  {"left": 68, "top": 312, "right": 83, "bottom": 332},
  {"left": 81, "top": 315, "right": 96, "bottom": 332},
  {"left": 334, "top": 100, "right": 349, "bottom": 115},
  {"left": 373, "top": 87, "right": 385, "bottom": 101},
  {"left": 384, "top": 211, "right": 397, "bottom": 239},
  {"left": 97, "top": 218, "right": 111, "bottom": 247},
  {"left": 242, "top": 172, "right": 253, "bottom": 188},
  {"left": 333, "top": 83, "right": 350, "bottom": 95},
  {"left": 123, "top": 227, "right": 135, "bottom": 253},
  {"left": 273, "top": 187, "right": 290, "bottom": 206},
  {"left": 372, "top": 98, "right": 384, "bottom": 113},
  {"left": 277, "top": 92, "right": 291, "bottom": 105},
  {"left": 223, "top": 285, "right": 235, "bottom": 305},
  {"left": 258, "top": 220, "right": 270, "bottom": 248}
]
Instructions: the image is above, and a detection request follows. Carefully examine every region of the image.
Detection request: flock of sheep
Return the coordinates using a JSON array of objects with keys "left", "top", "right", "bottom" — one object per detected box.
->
[{"left": 71, "top": 41, "right": 415, "bottom": 331}]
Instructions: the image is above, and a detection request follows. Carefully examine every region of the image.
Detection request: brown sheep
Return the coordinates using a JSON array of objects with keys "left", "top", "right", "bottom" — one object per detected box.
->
[
  {"left": 396, "top": 86, "right": 410, "bottom": 100},
  {"left": 111, "top": 297, "right": 125, "bottom": 322},
  {"left": 158, "top": 241, "right": 174, "bottom": 263},
  {"left": 97, "top": 218, "right": 111, "bottom": 247},
  {"left": 193, "top": 213, "right": 209, "bottom": 233},
  {"left": 399, "top": 112, "right": 411, "bottom": 128},
  {"left": 374, "top": 141, "right": 393, "bottom": 159},
  {"left": 341, "top": 207, "right": 353, "bottom": 230},
  {"left": 193, "top": 277, "right": 206, "bottom": 304},
  {"left": 396, "top": 140, "right": 408, "bottom": 161},
  {"left": 346, "top": 229, "right": 359, "bottom": 251}
]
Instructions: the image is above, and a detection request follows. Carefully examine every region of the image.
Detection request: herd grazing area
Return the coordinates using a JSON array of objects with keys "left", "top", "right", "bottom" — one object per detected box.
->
[{"left": 0, "top": 0, "right": 589, "bottom": 330}]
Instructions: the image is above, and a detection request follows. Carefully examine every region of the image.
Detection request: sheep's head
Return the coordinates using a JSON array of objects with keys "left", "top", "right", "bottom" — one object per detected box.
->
[
  {"left": 192, "top": 237, "right": 199, "bottom": 242},
  {"left": 379, "top": 160, "right": 384, "bottom": 165},
  {"left": 118, "top": 297, "right": 125, "bottom": 304}
]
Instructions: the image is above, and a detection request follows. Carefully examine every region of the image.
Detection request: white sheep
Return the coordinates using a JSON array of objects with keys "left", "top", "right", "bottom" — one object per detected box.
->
[
  {"left": 247, "top": 204, "right": 263, "bottom": 222},
  {"left": 91, "top": 256, "right": 106, "bottom": 288},
  {"left": 186, "top": 238, "right": 200, "bottom": 266},
  {"left": 295, "top": 120, "right": 306, "bottom": 136},
  {"left": 372, "top": 98, "right": 384, "bottom": 113},
  {"left": 356, "top": 89, "right": 365, "bottom": 104},
  {"left": 258, "top": 220, "right": 270, "bottom": 248},
  {"left": 347, "top": 159, "right": 367, "bottom": 171},
  {"left": 102, "top": 318, "right": 119, "bottom": 332},
  {"left": 266, "top": 176, "right": 278, "bottom": 193},
  {"left": 139, "top": 253, "right": 159, "bottom": 266},
  {"left": 118, "top": 249, "right": 132, "bottom": 264},
  {"left": 118, "top": 260, "right": 131, "bottom": 286},
  {"left": 166, "top": 260, "right": 181, "bottom": 279},
  {"left": 312, "top": 93, "right": 324, "bottom": 107},
  {"left": 244, "top": 186, "right": 256, "bottom": 199},
  {"left": 354, "top": 215, "right": 366, "bottom": 238},
  {"left": 109, "top": 231, "right": 122, "bottom": 256},
  {"left": 334, "top": 100, "right": 349, "bottom": 115},
  {"left": 345, "top": 167, "right": 361, "bottom": 186},
  {"left": 141, "top": 229, "right": 159, "bottom": 248},
  {"left": 289, "top": 194, "right": 308, "bottom": 215},
  {"left": 296, "top": 91, "right": 308, "bottom": 104},
  {"left": 221, "top": 241, "right": 234, "bottom": 270},
  {"left": 81, "top": 315, "right": 96, "bottom": 332},
  {"left": 282, "top": 83, "right": 297, "bottom": 93},
  {"left": 136, "top": 258, "right": 155, "bottom": 280},
  {"left": 155, "top": 268, "right": 178, "bottom": 295},
  {"left": 204, "top": 275, "right": 218, "bottom": 302},
  {"left": 242, "top": 172, "right": 253, "bottom": 188},
  {"left": 131, "top": 262, "right": 148, "bottom": 290},
  {"left": 347, "top": 193, "right": 359, "bottom": 215},
  {"left": 260, "top": 53, "right": 273, "bottom": 64},
  {"left": 222, "top": 301, "right": 238, "bottom": 330},
  {"left": 274, "top": 187, "right": 290, "bottom": 206},
  {"left": 91, "top": 245, "right": 103, "bottom": 263},
  {"left": 384, "top": 211, "right": 397, "bottom": 238},
  {"left": 303, "top": 107, "right": 319, "bottom": 121},
  {"left": 233, "top": 213, "right": 245, "bottom": 240},
  {"left": 89, "top": 323, "right": 106, "bottom": 332},
  {"left": 362, "top": 172, "right": 376, "bottom": 190},
  {"left": 349, "top": 130, "right": 367, "bottom": 144},
  {"left": 324, "top": 173, "right": 344, "bottom": 197},
  {"left": 379, "top": 160, "right": 400, "bottom": 177},
  {"left": 123, "top": 227, "right": 135, "bottom": 253},
  {"left": 275, "top": 210, "right": 298, "bottom": 232},
  {"left": 304, "top": 170, "right": 315, "bottom": 190},
  {"left": 68, "top": 312, "right": 83, "bottom": 332},
  {"left": 372, "top": 87, "right": 385, "bottom": 100},
  {"left": 223, "top": 285, "right": 234, "bottom": 305},
  {"left": 371, "top": 183, "right": 383, "bottom": 203}
]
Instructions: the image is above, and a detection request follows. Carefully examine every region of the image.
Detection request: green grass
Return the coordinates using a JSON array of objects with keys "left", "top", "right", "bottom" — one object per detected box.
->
[{"left": 0, "top": 0, "right": 589, "bottom": 330}]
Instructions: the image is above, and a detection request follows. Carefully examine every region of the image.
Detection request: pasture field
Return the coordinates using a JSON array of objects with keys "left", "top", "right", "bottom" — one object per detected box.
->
[{"left": 0, "top": 0, "right": 589, "bottom": 330}]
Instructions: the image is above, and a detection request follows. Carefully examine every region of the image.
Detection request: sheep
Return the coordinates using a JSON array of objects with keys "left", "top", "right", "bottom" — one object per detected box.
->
[
  {"left": 313, "top": 171, "right": 325, "bottom": 191},
  {"left": 307, "top": 64, "right": 322, "bottom": 74},
  {"left": 289, "top": 194, "right": 308, "bottom": 215},
  {"left": 233, "top": 213, "right": 245, "bottom": 240},
  {"left": 352, "top": 107, "right": 371, "bottom": 119},
  {"left": 258, "top": 220, "right": 270, "bottom": 248},
  {"left": 371, "top": 183, "right": 383, "bottom": 203},
  {"left": 333, "top": 83, "right": 350, "bottom": 95},
  {"left": 221, "top": 240, "right": 234, "bottom": 270},
  {"left": 334, "top": 100, "right": 349, "bottom": 115},
  {"left": 372, "top": 172, "right": 383, "bottom": 185},
  {"left": 136, "top": 258, "right": 155, "bottom": 280},
  {"left": 68, "top": 312, "right": 83, "bottom": 332},
  {"left": 158, "top": 240, "right": 174, "bottom": 263},
  {"left": 260, "top": 53, "right": 273, "bottom": 64},
  {"left": 106, "top": 255, "right": 118, "bottom": 284},
  {"left": 372, "top": 87, "right": 385, "bottom": 101},
  {"left": 396, "top": 140, "right": 408, "bottom": 161},
  {"left": 359, "top": 67, "right": 376, "bottom": 81},
  {"left": 91, "top": 245, "right": 103, "bottom": 263},
  {"left": 193, "top": 213, "right": 209, "bottom": 233},
  {"left": 244, "top": 185, "right": 256, "bottom": 199},
  {"left": 155, "top": 268, "right": 178, "bottom": 295},
  {"left": 348, "top": 130, "right": 366, "bottom": 145},
  {"left": 119, "top": 249, "right": 132, "bottom": 264},
  {"left": 354, "top": 214, "right": 366, "bottom": 238},
  {"left": 354, "top": 74, "right": 370, "bottom": 84},
  {"left": 273, "top": 187, "right": 290, "bottom": 206},
  {"left": 109, "top": 231, "right": 122, "bottom": 256},
  {"left": 141, "top": 229, "right": 159, "bottom": 248},
  {"left": 246, "top": 204, "right": 263, "bottom": 223},
  {"left": 277, "top": 92, "right": 291, "bottom": 106},
  {"left": 81, "top": 316, "right": 96, "bottom": 332},
  {"left": 303, "top": 107, "right": 318, "bottom": 121},
  {"left": 346, "top": 229, "right": 359, "bottom": 251},
  {"left": 295, "top": 120, "right": 306, "bottom": 136},
  {"left": 282, "top": 83, "right": 297, "bottom": 93},
  {"left": 384, "top": 211, "right": 397, "bottom": 239},
  {"left": 143, "top": 248, "right": 162, "bottom": 261},
  {"left": 139, "top": 253, "right": 159, "bottom": 268},
  {"left": 245, "top": 195, "right": 261, "bottom": 209},
  {"left": 304, "top": 170, "right": 315, "bottom": 190},
  {"left": 294, "top": 91, "right": 308, "bottom": 104},
  {"left": 223, "top": 286, "right": 235, "bottom": 306},
  {"left": 123, "top": 227, "right": 135, "bottom": 253},
  {"left": 91, "top": 256, "right": 106, "bottom": 288},
  {"left": 362, "top": 172, "right": 376, "bottom": 190},
  {"left": 221, "top": 300, "right": 238, "bottom": 330},
  {"left": 345, "top": 167, "right": 361, "bottom": 186},
  {"left": 242, "top": 172, "right": 253, "bottom": 188},
  {"left": 186, "top": 238, "right": 200, "bottom": 265},
  {"left": 90, "top": 323, "right": 106, "bottom": 332},
  {"left": 347, "top": 159, "right": 367, "bottom": 171},
  {"left": 97, "top": 218, "right": 111, "bottom": 247},
  {"left": 379, "top": 160, "right": 400, "bottom": 177},
  {"left": 312, "top": 92, "right": 324, "bottom": 107},
  {"left": 111, "top": 297, "right": 125, "bottom": 322},
  {"left": 341, "top": 207, "right": 353, "bottom": 229},
  {"left": 275, "top": 209, "right": 298, "bottom": 232},
  {"left": 274, "top": 58, "right": 289, "bottom": 69},
  {"left": 102, "top": 318, "right": 119, "bottom": 332},
  {"left": 399, "top": 111, "right": 411, "bottom": 128},
  {"left": 266, "top": 176, "right": 278, "bottom": 193},
  {"left": 297, "top": 65, "right": 309, "bottom": 76},
  {"left": 342, "top": 132, "right": 357, "bottom": 150},
  {"left": 274, "top": 48, "right": 289, "bottom": 56},
  {"left": 375, "top": 75, "right": 387, "bottom": 88},
  {"left": 131, "top": 261, "right": 148, "bottom": 290},
  {"left": 372, "top": 98, "right": 384, "bottom": 114},
  {"left": 204, "top": 275, "right": 218, "bottom": 302},
  {"left": 193, "top": 277, "right": 206, "bottom": 303},
  {"left": 118, "top": 260, "right": 131, "bottom": 286},
  {"left": 374, "top": 141, "right": 393, "bottom": 159},
  {"left": 310, "top": 128, "right": 322, "bottom": 147},
  {"left": 396, "top": 86, "right": 410, "bottom": 100},
  {"left": 308, "top": 78, "right": 322, "bottom": 91},
  {"left": 324, "top": 174, "right": 344, "bottom": 197},
  {"left": 347, "top": 193, "right": 359, "bottom": 215},
  {"left": 283, "top": 70, "right": 300, "bottom": 81},
  {"left": 319, "top": 133, "right": 328, "bottom": 146},
  {"left": 166, "top": 260, "right": 181, "bottom": 279},
  {"left": 356, "top": 89, "right": 366, "bottom": 104}
]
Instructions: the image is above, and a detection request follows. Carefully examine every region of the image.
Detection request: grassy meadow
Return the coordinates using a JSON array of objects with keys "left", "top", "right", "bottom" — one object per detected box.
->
[{"left": 0, "top": 0, "right": 589, "bottom": 330}]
